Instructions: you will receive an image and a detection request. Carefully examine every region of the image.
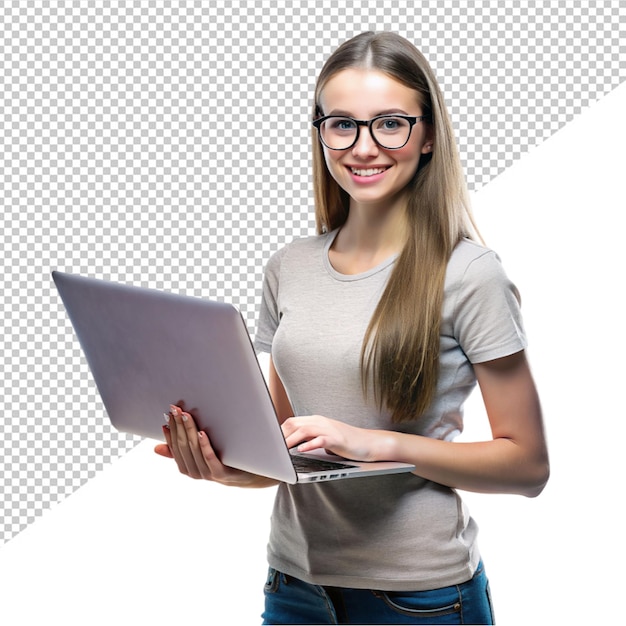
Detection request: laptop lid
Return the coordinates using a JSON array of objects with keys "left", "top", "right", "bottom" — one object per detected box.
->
[{"left": 52, "top": 271, "right": 415, "bottom": 484}]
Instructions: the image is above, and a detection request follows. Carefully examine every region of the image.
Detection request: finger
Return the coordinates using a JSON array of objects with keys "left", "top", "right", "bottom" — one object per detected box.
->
[
  {"left": 179, "top": 410, "right": 214, "bottom": 480},
  {"left": 158, "top": 421, "right": 176, "bottom": 458},
  {"left": 154, "top": 426, "right": 174, "bottom": 458},
  {"left": 280, "top": 416, "right": 310, "bottom": 439},
  {"left": 195, "top": 431, "right": 228, "bottom": 480},
  {"left": 154, "top": 444, "right": 174, "bottom": 458},
  {"left": 163, "top": 412, "right": 188, "bottom": 473},
  {"left": 280, "top": 416, "right": 295, "bottom": 436},
  {"left": 171, "top": 406, "right": 202, "bottom": 478},
  {"left": 296, "top": 436, "right": 327, "bottom": 453},
  {"left": 281, "top": 417, "right": 304, "bottom": 443},
  {"left": 282, "top": 421, "right": 322, "bottom": 449}
]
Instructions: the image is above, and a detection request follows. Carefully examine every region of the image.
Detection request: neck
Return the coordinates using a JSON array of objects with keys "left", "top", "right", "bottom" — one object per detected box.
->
[
  {"left": 341, "top": 195, "right": 408, "bottom": 251},
  {"left": 329, "top": 199, "right": 408, "bottom": 274}
]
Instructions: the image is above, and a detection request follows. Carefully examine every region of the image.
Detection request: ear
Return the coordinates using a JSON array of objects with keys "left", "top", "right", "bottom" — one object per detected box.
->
[{"left": 421, "top": 126, "right": 435, "bottom": 154}]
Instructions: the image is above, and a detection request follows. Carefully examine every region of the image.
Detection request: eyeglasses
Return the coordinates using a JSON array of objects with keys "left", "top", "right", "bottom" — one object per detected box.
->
[{"left": 312, "top": 114, "right": 429, "bottom": 151}]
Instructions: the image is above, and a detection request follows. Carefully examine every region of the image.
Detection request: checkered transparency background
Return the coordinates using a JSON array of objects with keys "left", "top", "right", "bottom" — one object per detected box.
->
[{"left": 0, "top": 0, "right": 624, "bottom": 543}]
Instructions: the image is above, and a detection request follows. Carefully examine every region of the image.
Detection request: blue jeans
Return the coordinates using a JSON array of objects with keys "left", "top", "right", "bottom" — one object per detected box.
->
[{"left": 262, "top": 562, "right": 494, "bottom": 625}]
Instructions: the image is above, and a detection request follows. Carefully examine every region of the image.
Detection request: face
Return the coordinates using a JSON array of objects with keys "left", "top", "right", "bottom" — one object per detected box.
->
[{"left": 317, "top": 68, "right": 433, "bottom": 213}]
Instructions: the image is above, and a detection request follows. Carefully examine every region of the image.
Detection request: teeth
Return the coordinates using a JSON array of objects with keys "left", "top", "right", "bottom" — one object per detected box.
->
[{"left": 351, "top": 167, "right": 387, "bottom": 177}]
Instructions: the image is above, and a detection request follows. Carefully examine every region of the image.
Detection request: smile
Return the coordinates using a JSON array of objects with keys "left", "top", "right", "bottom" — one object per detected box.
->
[{"left": 350, "top": 167, "right": 389, "bottom": 177}]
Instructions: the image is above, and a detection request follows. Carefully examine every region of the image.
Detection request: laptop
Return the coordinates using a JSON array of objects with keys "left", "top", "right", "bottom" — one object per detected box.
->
[{"left": 52, "top": 271, "right": 415, "bottom": 484}]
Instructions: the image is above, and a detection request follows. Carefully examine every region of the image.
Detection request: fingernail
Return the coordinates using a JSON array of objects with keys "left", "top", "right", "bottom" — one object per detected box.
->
[
  {"left": 163, "top": 413, "right": 170, "bottom": 423},
  {"left": 169, "top": 405, "right": 178, "bottom": 416},
  {"left": 181, "top": 412, "right": 189, "bottom": 422}
]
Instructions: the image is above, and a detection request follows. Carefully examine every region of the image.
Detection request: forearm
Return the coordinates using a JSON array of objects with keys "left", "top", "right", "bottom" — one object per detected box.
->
[
  {"left": 283, "top": 353, "right": 549, "bottom": 497},
  {"left": 229, "top": 474, "right": 281, "bottom": 489},
  {"left": 377, "top": 431, "right": 549, "bottom": 498}
]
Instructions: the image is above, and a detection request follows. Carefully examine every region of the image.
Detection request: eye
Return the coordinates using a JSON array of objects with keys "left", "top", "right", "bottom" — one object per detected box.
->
[
  {"left": 374, "top": 116, "right": 409, "bottom": 133},
  {"left": 327, "top": 117, "right": 357, "bottom": 132}
]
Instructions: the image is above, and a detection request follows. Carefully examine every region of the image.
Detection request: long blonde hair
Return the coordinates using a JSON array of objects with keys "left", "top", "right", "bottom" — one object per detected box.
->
[{"left": 312, "top": 32, "right": 480, "bottom": 423}]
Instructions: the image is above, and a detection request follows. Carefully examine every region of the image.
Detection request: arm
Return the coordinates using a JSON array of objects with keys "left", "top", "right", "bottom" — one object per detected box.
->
[
  {"left": 153, "top": 357, "right": 292, "bottom": 488},
  {"left": 385, "top": 350, "right": 549, "bottom": 496},
  {"left": 269, "top": 356, "right": 295, "bottom": 424},
  {"left": 154, "top": 406, "right": 279, "bottom": 488},
  {"left": 283, "top": 350, "right": 549, "bottom": 498}
]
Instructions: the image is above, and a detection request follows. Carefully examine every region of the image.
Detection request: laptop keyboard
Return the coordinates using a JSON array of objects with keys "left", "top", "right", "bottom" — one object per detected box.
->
[{"left": 291, "top": 455, "right": 358, "bottom": 473}]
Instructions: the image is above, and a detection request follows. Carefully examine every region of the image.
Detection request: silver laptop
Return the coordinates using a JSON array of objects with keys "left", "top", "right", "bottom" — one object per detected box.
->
[{"left": 52, "top": 271, "right": 415, "bottom": 484}]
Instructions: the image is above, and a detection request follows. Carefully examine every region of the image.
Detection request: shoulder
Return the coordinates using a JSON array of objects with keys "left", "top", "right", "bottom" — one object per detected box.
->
[
  {"left": 444, "top": 238, "right": 522, "bottom": 327},
  {"left": 445, "top": 238, "right": 514, "bottom": 293},
  {"left": 447, "top": 238, "right": 499, "bottom": 276},
  {"left": 264, "top": 231, "right": 334, "bottom": 275},
  {"left": 443, "top": 238, "right": 526, "bottom": 361}
]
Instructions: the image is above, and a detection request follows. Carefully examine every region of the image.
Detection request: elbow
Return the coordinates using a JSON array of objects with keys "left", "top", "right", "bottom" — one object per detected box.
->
[{"left": 520, "top": 458, "right": 550, "bottom": 498}]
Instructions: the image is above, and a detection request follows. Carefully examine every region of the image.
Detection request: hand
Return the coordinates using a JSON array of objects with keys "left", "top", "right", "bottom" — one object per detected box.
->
[
  {"left": 281, "top": 415, "right": 383, "bottom": 462},
  {"left": 154, "top": 405, "right": 277, "bottom": 488}
]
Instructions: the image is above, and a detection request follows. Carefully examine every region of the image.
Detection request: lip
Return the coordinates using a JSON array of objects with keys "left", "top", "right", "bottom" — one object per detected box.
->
[{"left": 345, "top": 165, "right": 391, "bottom": 184}]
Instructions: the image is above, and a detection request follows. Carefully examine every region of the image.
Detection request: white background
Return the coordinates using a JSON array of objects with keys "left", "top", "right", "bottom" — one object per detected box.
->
[{"left": 0, "top": 80, "right": 624, "bottom": 625}]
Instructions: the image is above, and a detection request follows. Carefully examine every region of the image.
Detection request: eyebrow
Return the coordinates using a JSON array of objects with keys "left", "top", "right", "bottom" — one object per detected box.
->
[{"left": 326, "top": 108, "right": 412, "bottom": 117}]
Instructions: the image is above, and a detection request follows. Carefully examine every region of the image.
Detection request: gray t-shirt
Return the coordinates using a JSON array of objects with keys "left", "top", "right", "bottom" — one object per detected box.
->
[{"left": 254, "top": 229, "right": 527, "bottom": 591}]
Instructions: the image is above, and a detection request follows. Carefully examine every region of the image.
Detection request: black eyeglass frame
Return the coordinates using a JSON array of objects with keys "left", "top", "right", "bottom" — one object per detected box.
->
[{"left": 312, "top": 114, "right": 430, "bottom": 151}]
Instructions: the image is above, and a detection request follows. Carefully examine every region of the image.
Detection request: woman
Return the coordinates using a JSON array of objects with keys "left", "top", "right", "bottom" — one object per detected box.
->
[{"left": 156, "top": 31, "right": 549, "bottom": 624}]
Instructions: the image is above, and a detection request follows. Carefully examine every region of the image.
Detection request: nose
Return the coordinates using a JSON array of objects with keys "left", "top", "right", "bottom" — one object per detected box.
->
[{"left": 351, "top": 125, "right": 379, "bottom": 158}]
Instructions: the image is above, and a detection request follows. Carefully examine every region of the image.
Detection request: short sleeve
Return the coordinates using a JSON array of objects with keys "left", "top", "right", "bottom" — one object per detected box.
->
[
  {"left": 451, "top": 250, "right": 527, "bottom": 363},
  {"left": 253, "top": 246, "right": 286, "bottom": 354}
]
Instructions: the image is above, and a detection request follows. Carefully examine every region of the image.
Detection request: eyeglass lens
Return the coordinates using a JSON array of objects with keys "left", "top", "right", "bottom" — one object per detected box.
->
[{"left": 319, "top": 116, "right": 412, "bottom": 150}]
